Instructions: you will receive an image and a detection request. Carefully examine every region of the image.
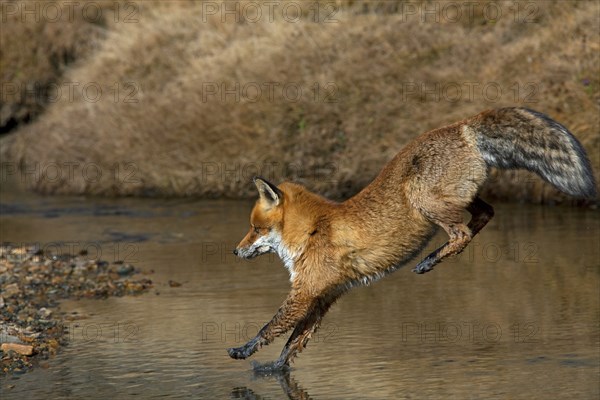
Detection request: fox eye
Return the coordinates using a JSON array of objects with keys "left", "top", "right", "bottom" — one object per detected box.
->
[{"left": 252, "top": 225, "right": 270, "bottom": 234}]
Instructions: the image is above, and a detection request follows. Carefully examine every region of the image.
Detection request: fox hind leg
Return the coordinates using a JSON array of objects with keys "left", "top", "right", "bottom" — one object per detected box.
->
[
  {"left": 466, "top": 196, "right": 494, "bottom": 236},
  {"left": 412, "top": 222, "right": 472, "bottom": 274},
  {"left": 413, "top": 196, "right": 493, "bottom": 274}
]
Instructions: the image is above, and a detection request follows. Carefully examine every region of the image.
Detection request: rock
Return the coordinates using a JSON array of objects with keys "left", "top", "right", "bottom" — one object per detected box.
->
[
  {"left": 2, "top": 283, "right": 20, "bottom": 298},
  {"left": 38, "top": 308, "right": 52, "bottom": 318},
  {"left": 63, "top": 312, "right": 88, "bottom": 321},
  {"left": 1, "top": 343, "right": 33, "bottom": 356},
  {"left": 12, "top": 247, "right": 27, "bottom": 256},
  {"left": 117, "top": 264, "right": 135, "bottom": 276},
  {"left": 0, "top": 333, "right": 21, "bottom": 344},
  {"left": 168, "top": 280, "right": 182, "bottom": 287},
  {"left": 0, "top": 296, "right": 4, "bottom": 308}
]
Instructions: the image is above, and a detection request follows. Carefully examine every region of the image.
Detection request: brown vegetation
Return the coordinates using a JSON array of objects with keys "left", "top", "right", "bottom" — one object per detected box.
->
[
  {"left": 0, "top": 0, "right": 130, "bottom": 131},
  {"left": 1, "top": 0, "right": 598, "bottom": 204}
]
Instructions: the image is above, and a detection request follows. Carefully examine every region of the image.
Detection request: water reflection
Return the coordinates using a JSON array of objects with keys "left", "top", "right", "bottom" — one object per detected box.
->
[{"left": 232, "top": 370, "right": 311, "bottom": 400}]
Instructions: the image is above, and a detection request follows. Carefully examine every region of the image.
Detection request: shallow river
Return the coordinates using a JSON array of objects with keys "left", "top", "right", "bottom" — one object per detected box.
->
[{"left": 0, "top": 184, "right": 598, "bottom": 399}]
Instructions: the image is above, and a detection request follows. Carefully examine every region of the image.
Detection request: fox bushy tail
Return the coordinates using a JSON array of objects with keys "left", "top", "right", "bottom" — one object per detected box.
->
[{"left": 470, "top": 107, "right": 597, "bottom": 198}]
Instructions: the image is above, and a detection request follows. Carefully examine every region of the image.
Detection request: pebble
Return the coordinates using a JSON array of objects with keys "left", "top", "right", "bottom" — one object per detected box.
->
[
  {"left": 0, "top": 333, "right": 21, "bottom": 344},
  {"left": 117, "top": 264, "right": 135, "bottom": 276},
  {"left": 1, "top": 343, "right": 33, "bottom": 355},
  {"left": 3, "top": 283, "right": 20, "bottom": 298},
  {"left": 38, "top": 308, "right": 52, "bottom": 318},
  {"left": 0, "top": 245, "right": 154, "bottom": 376}
]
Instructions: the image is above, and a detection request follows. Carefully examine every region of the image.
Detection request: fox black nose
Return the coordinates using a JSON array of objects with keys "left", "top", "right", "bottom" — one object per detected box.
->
[{"left": 233, "top": 249, "right": 238, "bottom": 256}]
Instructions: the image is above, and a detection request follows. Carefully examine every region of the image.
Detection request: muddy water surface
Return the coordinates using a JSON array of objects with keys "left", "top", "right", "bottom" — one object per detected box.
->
[{"left": 0, "top": 186, "right": 598, "bottom": 399}]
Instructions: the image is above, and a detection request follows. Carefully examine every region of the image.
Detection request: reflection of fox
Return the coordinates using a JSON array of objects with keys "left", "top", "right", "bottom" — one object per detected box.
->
[{"left": 229, "top": 107, "right": 596, "bottom": 369}]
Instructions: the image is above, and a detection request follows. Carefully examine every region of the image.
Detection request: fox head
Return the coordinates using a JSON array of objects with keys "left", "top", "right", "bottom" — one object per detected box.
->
[{"left": 234, "top": 177, "right": 289, "bottom": 262}]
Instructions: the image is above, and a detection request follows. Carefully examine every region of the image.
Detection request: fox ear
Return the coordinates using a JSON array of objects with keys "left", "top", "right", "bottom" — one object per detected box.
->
[{"left": 254, "top": 177, "right": 283, "bottom": 207}]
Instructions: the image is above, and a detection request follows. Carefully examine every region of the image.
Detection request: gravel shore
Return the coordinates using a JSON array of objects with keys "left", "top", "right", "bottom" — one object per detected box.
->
[{"left": 0, "top": 245, "right": 153, "bottom": 376}]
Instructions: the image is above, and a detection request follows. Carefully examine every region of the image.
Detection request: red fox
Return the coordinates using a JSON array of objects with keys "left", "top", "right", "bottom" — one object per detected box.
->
[{"left": 228, "top": 107, "right": 596, "bottom": 370}]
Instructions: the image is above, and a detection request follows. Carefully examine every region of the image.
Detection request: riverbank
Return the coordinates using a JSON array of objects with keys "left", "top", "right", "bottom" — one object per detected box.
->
[
  {"left": 0, "top": 245, "right": 153, "bottom": 376},
  {"left": 1, "top": 1, "right": 598, "bottom": 204}
]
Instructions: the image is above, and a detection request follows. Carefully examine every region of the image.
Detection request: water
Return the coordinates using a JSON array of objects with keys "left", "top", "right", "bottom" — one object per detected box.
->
[{"left": 0, "top": 184, "right": 598, "bottom": 399}]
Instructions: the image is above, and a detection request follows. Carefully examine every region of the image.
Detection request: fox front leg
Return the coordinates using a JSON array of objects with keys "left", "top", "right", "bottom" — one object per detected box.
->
[
  {"left": 227, "top": 290, "right": 312, "bottom": 360},
  {"left": 272, "top": 295, "right": 338, "bottom": 368},
  {"left": 271, "top": 318, "right": 318, "bottom": 368},
  {"left": 227, "top": 336, "right": 261, "bottom": 360}
]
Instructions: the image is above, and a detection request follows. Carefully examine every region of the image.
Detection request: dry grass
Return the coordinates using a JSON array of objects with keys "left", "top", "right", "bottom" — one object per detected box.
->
[
  {"left": 1, "top": 0, "right": 598, "bottom": 204},
  {"left": 0, "top": 0, "right": 133, "bottom": 130}
]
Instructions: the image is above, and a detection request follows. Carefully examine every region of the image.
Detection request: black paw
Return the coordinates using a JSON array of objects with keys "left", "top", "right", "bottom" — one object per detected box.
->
[
  {"left": 228, "top": 346, "right": 249, "bottom": 359},
  {"left": 412, "top": 257, "right": 437, "bottom": 274},
  {"left": 227, "top": 340, "right": 258, "bottom": 360}
]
